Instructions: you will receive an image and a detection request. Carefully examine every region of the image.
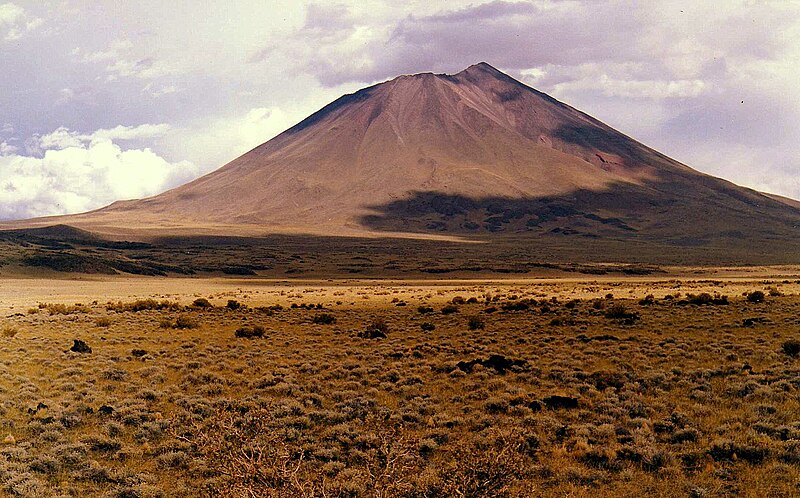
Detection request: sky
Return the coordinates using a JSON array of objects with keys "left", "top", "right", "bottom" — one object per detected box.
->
[{"left": 1, "top": 0, "right": 799, "bottom": 220}]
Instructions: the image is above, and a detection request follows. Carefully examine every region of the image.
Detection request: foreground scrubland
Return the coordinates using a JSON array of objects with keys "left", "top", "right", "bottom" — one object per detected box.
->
[{"left": 0, "top": 279, "right": 798, "bottom": 497}]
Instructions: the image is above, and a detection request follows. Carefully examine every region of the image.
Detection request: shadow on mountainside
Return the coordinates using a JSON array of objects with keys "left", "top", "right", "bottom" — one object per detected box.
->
[{"left": 357, "top": 175, "right": 800, "bottom": 248}]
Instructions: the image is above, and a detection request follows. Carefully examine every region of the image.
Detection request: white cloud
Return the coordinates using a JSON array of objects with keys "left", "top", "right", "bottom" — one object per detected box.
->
[
  {"left": 0, "top": 2, "right": 42, "bottom": 42},
  {"left": 166, "top": 107, "right": 303, "bottom": 170},
  {"left": 0, "top": 141, "right": 16, "bottom": 155},
  {"left": 552, "top": 75, "right": 709, "bottom": 100},
  {"left": 0, "top": 126, "right": 197, "bottom": 220},
  {"left": 38, "top": 123, "right": 172, "bottom": 150}
]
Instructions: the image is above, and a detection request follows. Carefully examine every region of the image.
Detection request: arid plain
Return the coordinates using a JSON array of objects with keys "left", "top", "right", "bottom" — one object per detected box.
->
[
  {"left": 2, "top": 62, "right": 800, "bottom": 497},
  {"left": 0, "top": 270, "right": 798, "bottom": 497}
]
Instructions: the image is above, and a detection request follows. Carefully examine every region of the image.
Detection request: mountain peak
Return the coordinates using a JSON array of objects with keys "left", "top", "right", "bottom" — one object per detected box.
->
[
  {"left": 458, "top": 61, "right": 502, "bottom": 75},
  {"left": 11, "top": 62, "right": 799, "bottom": 255}
]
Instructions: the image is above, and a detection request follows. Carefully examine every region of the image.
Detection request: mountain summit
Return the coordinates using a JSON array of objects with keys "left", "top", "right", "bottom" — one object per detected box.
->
[{"left": 7, "top": 63, "right": 800, "bottom": 250}]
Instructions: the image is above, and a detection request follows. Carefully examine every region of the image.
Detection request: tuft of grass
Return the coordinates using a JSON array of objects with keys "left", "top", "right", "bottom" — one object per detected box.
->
[
  {"left": 1, "top": 326, "right": 18, "bottom": 338},
  {"left": 746, "top": 291, "right": 766, "bottom": 303}
]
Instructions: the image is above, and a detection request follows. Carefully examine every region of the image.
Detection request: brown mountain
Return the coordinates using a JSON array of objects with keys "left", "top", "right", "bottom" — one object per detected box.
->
[{"left": 5, "top": 62, "right": 800, "bottom": 259}]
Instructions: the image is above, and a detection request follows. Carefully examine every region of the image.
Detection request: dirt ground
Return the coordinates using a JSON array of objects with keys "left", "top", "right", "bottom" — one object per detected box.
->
[{"left": 0, "top": 272, "right": 798, "bottom": 496}]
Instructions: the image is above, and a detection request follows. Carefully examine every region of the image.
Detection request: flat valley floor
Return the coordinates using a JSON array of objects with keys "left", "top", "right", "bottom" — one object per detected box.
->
[{"left": 0, "top": 272, "right": 798, "bottom": 497}]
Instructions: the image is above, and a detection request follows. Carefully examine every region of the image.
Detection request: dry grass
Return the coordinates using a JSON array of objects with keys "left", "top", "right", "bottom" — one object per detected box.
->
[{"left": 0, "top": 282, "right": 797, "bottom": 496}]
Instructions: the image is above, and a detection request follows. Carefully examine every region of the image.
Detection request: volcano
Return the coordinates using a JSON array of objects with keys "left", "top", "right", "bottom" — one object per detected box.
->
[{"left": 5, "top": 63, "right": 800, "bottom": 256}]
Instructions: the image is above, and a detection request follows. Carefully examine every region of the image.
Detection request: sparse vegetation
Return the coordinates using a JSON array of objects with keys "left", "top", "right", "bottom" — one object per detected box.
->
[{"left": 0, "top": 280, "right": 797, "bottom": 496}]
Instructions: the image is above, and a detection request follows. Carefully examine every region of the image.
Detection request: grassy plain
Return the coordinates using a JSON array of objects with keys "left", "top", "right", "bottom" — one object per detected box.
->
[{"left": 0, "top": 274, "right": 798, "bottom": 497}]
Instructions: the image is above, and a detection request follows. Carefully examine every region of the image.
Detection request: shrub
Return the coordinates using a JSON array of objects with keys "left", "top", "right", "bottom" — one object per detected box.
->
[
  {"left": 312, "top": 313, "right": 336, "bottom": 325},
  {"left": 501, "top": 301, "right": 529, "bottom": 311},
  {"left": 226, "top": 300, "right": 241, "bottom": 310},
  {"left": 604, "top": 304, "right": 639, "bottom": 323},
  {"left": 417, "top": 306, "right": 434, "bottom": 314},
  {"left": 420, "top": 322, "right": 436, "bottom": 332},
  {"left": 192, "top": 298, "right": 213, "bottom": 308},
  {"left": 467, "top": 316, "right": 485, "bottom": 330},
  {"left": 782, "top": 339, "right": 800, "bottom": 358},
  {"left": 235, "top": 325, "right": 265, "bottom": 338},
  {"left": 686, "top": 293, "right": 728, "bottom": 305},
  {"left": 174, "top": 315, "right": 200, "bottom": 329},
  {"left": 359, "top": 319, "right": 389, "bottom": 339},
  {"left": 639, "top": 294, "right": 655, "bottom": 306},
  {"left": 1, "top": 326, "right": 18, "bottom": 338},
  {"left": 746, "top": 291, "right": 765, "bottom": 303},
  {"left": 95, "top": 317, "right": 112, "bottom": 327},
  {"left": 40, "top": 302, "right": 90, "bottom": 315},
  {"left": 441, "top": 305, "right": 459, "bottom": 315}
]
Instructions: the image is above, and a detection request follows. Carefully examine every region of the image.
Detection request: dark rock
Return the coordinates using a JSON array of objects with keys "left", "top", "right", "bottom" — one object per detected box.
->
[{"left": 70, "top": 339, "right": 92, "bottom": 353}]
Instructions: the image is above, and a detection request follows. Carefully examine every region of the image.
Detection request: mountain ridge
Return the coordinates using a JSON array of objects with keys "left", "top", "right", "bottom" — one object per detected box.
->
[{"left": 2, "top": 62, "right": 799, "bottom": 259}]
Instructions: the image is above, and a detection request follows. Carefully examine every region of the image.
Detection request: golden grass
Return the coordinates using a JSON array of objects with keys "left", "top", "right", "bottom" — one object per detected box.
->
[{"left": 0, "top": 280, "right": 797, "bottom": 496}]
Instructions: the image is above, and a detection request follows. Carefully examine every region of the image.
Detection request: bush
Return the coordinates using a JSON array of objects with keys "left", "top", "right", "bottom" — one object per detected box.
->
[
  {"left": 420, "top": 322, "right": 436, "bottom": 332},
  {"left": 417, "top": 306, "right": 434, "bottom": 314},
  {"left": 174, "top": 315, "right": 200, "bottom": 329},
  {"left": 686, "top": 293, "right": 728, "bottom": 305},
  {"left": 359, "top": 319, "right": 389, "bottom": 339},
  {"left": 312, "top": 313, "right": 336, "bottom": 325},
  {"left": 192, "top": 298, "right": 213, "bottom": 308},
  {"left": 95, "top": 317, "right": 112, "bottom": 327},
  {"left": 638, "top": 294, "right": 655, "bottom": 306},
  {"left": 747, "top": 291, "right": 765, "bottom": 303},
  {"left": 467, "top": 316, "right": 485, "bottom": 330},
  {"left": 235, "top": 325, "right": 265, "bottom": 338},
  {"left": 604, "top": 304, "right": 639, "bottom": 323},
  {"left": 441, "top": 305, "right": 459, "bottom": 315},
  {"left": 782, "top": 339, "right": 800, "bottom": 358},
  {"left": 226, "top": 300, "right": 241, "bottom": 310},
  {"left": 1, "top": 326, "right": 18, "bottom": 338}
]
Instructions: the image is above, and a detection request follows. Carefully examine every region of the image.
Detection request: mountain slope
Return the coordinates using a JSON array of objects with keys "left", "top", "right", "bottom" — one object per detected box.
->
[{"left": 4, "top": 63, "right": 800, "bottom": 253}]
